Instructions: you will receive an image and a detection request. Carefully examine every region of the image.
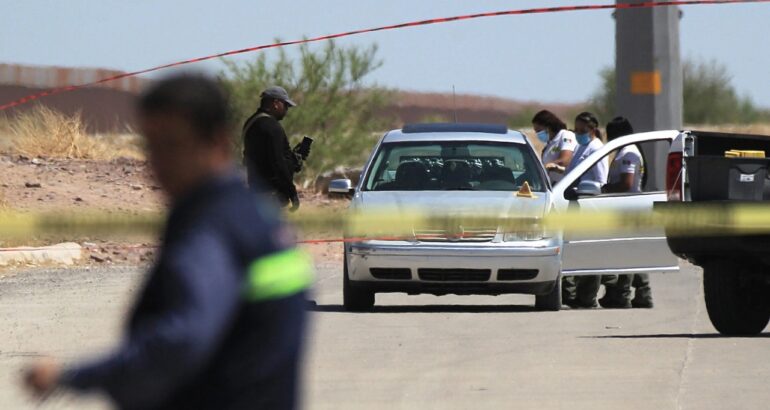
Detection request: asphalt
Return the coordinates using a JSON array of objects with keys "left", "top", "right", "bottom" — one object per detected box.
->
[{"left": 1, "top": 259, "right": 769, "bottom": 409}]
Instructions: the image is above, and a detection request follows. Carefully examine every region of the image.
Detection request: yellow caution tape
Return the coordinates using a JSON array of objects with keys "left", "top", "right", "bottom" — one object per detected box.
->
[
  {"left": 2, "top": 203, "right": 770, "bottom": 241},
  {"left": 0, "top": 211, "right": 164, "bottom": 240}
]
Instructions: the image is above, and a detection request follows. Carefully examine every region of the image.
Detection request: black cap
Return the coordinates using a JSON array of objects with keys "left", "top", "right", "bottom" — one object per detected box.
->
[{"left": 260, "top": 86, "right": 296, "bottom": 107}]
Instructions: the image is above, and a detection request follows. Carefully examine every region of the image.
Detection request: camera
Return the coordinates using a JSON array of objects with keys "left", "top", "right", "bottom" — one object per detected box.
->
[{"left": 294, "top": 136, "right": 313, "bottom": 160}]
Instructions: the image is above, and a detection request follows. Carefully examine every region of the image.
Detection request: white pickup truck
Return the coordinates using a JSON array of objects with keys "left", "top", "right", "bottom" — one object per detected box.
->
[{"left": 662, "top": 130, "right": 770, "bottom": 335}]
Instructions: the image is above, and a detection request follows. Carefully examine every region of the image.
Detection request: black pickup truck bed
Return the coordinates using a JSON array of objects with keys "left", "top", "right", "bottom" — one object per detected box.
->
[{"left": 658, "top": 201, "right": 770, "bottom": 266}]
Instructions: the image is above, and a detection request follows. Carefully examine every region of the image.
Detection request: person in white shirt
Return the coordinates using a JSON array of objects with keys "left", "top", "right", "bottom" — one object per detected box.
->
[
  {"left": 563, "top": 112, "right": 608, "bottom": 308},
  {"left": 604, "top": 117, "right": 643, "bottom": 194},
  {"left": 604, "top": 144, "right": 643, "bottom": 193},
  {"left": 599, "top": 117, "right": 654, "bottom": 309},
  {"left": 532, "top": 110, "right": 576, "bottom": 184},
  {"left": 564, "top": 112, "right": 608, "bottom": 185}
]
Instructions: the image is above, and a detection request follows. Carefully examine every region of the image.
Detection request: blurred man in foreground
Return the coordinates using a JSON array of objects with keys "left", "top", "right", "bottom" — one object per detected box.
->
[{"left": 23, "top": 74, "right": 313, "bottom": 409}]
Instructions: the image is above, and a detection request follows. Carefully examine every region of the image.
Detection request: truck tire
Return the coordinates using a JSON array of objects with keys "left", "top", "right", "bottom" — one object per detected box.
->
[
  {"left": 535, "top": 276, "right": 562, "bottom": 311},
  {"left": 343, "top": 253, "right": 374, "bottom": 312},
  {"left": 703, "top": 261, "right": 770, "bottom": 336}
]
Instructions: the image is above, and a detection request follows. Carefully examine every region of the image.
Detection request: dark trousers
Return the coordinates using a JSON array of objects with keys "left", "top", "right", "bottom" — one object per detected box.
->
[
  {"left": 270, "top": 191, "right": 290, "bottom": 207},
  {"left": 564, "top": 274, "right": 652, "bottom": 305},
  {"left": 603, "top": 274, "right": 652, "bottom": 302},
  {"left": 563, "top": 276, "right": 601, "bottom": 305}
]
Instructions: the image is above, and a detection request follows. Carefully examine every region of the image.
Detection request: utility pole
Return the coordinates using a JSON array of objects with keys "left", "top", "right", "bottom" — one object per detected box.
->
[{"left": 615, "top": 0, "right": 683, "bottom": 190}]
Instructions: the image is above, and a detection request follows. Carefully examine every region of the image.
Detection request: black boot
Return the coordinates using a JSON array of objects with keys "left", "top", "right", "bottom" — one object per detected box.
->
[
  {"left": 631, "top": 274, "right": 654, "bottom": 308},
  {"left": 599, "top": 274, "right": 632, "bottom": 308}
]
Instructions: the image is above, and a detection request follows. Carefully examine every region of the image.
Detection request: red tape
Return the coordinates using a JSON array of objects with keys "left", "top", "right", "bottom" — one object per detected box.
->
[
  {"left": 0, "top": 236, "right": 463, "bottom": 250},
  {"left": 1, "top": 0, "right": 767, "bottom": 111}
]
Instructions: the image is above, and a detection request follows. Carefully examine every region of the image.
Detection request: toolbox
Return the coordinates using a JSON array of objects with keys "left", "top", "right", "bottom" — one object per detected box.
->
[{"left": 688, "top": 156, "right": 770, "bottom": 201}]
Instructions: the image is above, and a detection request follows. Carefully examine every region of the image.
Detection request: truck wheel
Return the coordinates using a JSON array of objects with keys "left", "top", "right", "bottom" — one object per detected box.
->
[
  {"left": 343, "top": 253, "right": 374, "bottom": 312},
  {"left": 535, "top": 276, "right": 562, "bottom": 311},
  {"left": 703, "top": 261, "right": 770, "bottom": 336}
]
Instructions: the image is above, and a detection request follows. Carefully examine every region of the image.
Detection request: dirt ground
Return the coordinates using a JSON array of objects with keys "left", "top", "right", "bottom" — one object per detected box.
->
[{"left": 0, "top": 154, "right": 347, "bottom": 267}]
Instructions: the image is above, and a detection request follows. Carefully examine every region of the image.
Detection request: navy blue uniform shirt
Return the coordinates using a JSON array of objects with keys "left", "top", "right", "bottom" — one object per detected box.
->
[{"left": 61, "top": 172, "right": 311, "bottom": 410}]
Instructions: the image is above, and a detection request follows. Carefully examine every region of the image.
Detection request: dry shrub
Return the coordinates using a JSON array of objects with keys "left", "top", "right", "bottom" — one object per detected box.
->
[
  {"left": 0, "top": 114, "right": 11, "bottom": 152},
  {"left": 5, "top": 106, "right": 143, "bottom": 160},
  {"left": 8, "top": 106, "right": 101, "bottom": 158},
  {"left": 0, "top": 117, "right": 10, "bottom": 209},
  {"left": 96, "top": 132, "right": 145, "bottom": 160}
]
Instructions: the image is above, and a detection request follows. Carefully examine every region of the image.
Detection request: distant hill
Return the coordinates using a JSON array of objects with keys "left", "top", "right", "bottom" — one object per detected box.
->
[{"left": 384, "top": 91, "right": 580, "bottom": 128}]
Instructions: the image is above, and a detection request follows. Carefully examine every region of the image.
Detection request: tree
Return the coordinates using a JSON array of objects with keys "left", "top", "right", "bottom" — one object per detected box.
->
[
  {"left": 588, "top": 67, "right": 616, "bottom": 124},
  {"left": 681, "top": 59, "right": 765, "bottom": 124},
  {"left": 220, "top": 40, "right": 392, "bottom": 182},
  {"left": 588, "top": 58, "right": 768, "bottom": 125}
]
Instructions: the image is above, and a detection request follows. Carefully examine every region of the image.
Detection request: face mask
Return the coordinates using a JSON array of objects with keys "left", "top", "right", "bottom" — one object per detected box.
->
[
  {"left": 576, "top": 132, "right": 592, "bottom": 146},
  {"left": 536, "top": 130, "right": 549, "bottom": 143}
]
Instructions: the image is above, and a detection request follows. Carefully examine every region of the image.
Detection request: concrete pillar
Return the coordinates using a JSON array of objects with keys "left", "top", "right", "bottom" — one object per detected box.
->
[{"left": 615, "top": 0, "right": 683, "bottom": 190}]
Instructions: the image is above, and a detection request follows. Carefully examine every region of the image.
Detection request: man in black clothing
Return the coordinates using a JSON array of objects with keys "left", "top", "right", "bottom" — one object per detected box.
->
[
  {"left": 243, "top": 86, "right": 304, "bottom": 211},
  {"left": 23, "top": 74, "right": 313, "bottom": 409}
]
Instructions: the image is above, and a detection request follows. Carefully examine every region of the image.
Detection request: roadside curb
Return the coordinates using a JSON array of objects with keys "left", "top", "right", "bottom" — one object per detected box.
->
[{"left": 0, "top": 242, "right": 82, "bottom": 266}]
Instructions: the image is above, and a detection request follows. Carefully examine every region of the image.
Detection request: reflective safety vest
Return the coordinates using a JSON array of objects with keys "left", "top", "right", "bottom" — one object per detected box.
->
[{"left": 243, "top": 248, "right": 314, "bottom": 302}]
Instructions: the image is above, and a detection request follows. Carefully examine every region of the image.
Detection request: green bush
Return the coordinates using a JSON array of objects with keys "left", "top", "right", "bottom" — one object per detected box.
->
[
  {"left": 587, "top": 67, "right": 616, "bottom": 124},
  {"left": 220, "top": 40, "right": 392, "bottom": 182},
  {"left": 682, "top": 59, "right": 768, "bottom": 124},
  {"left": 588, "top": 58, "right": 769, "bottom": 125}
]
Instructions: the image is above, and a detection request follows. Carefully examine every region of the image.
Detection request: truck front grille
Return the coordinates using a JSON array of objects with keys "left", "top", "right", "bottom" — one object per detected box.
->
[{"left": 413, "top": 227, "right": 497, "bottom": 243}]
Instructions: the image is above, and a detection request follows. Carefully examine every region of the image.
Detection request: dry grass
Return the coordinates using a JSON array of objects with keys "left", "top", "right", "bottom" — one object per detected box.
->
[
  {"left": 0, "top": 116, "right": 8, "bottom": 210},
  {"left": 3, "top": 106, "right": 143, "bottom": 160},
  {"left": 0, "top": 114, "right": 11, "bottom": 153}
]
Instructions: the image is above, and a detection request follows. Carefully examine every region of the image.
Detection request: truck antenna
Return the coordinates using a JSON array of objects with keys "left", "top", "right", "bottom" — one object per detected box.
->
[{"left": 452, "top": 85, "right": 457, "bottom": 123}]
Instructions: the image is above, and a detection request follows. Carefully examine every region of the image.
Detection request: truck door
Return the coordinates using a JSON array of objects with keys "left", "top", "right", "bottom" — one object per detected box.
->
[{"left": 553, "top": 134, "right": 680, "bottom": 276}]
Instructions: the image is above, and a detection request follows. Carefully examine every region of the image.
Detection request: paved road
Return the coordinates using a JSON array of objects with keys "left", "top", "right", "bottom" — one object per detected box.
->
[{"left": 1, "top": 260, "right": 769, "bottom": 409}]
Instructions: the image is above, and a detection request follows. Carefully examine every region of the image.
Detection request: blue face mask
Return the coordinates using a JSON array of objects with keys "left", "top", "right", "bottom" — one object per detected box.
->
[
  {"left": 536, "top": 130, "right": 549, "bottom": 143},
  {"left": 576, "top": 132, "right": 592, "bottom": 146}
]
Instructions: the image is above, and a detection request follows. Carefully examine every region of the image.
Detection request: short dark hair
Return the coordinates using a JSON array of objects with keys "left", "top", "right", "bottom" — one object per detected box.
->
[
  {"left": 606, "top": 116, "right": 634, "bottom": 141},
  {"left": 139, "top": 73, "right": 230, "bottom": 141},
  {"left": 531, "top": 110, "right": 567, "bottom": 134}
]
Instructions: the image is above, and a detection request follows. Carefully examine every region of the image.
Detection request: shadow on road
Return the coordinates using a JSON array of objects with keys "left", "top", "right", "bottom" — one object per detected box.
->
[
  {"left": 308, "top": 303, "right": 537, "bottom": 313},
  {"left": 585, "top": 333, "right": 770, "bottom": 339}
]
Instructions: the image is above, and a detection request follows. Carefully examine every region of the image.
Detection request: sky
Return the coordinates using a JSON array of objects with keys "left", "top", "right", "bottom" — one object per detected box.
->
[{"left": 2, "top": 0, "right": 768, "bottom": 106}]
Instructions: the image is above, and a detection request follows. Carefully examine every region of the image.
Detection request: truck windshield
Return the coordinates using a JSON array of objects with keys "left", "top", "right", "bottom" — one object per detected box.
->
[{"left": 363, "top": 141, "right": 545, "bottom": 191}]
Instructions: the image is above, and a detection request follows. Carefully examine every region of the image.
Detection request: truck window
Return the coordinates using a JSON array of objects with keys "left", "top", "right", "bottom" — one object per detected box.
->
[{"left": 569, "top": 139, "right": 673, "bottom": 195}]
